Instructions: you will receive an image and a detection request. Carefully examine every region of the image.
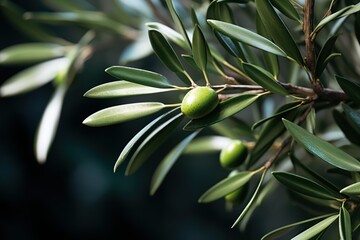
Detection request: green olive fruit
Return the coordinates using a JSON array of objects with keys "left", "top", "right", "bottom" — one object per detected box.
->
[
  {"left": 181, "top": 87, "right": 219, "bottom": 119},
  {"left": 225, "top": 183, "right": 249, "bottom": 205},
  {"left": 219, "top": 140, "right": 248, "bottom": 169}
]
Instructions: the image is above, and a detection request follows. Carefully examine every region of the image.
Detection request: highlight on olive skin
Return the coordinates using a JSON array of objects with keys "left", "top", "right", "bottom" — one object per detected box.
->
[
  {"left": 181, "top": 86, "right": 219, "bottom": 119},
  {"left": 219, "top": 140, "right": 248, "bottom": 170}
]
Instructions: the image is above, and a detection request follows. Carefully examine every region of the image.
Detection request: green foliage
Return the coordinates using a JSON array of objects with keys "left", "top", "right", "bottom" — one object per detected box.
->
[{"left": 2, "top": 0, "right": 360, "bottom": 239}]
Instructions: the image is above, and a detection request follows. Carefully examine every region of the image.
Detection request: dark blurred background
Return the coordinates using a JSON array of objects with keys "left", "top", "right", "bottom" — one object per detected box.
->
[{"left": 0, "top": 1, "right": 304, "bottom": 239}]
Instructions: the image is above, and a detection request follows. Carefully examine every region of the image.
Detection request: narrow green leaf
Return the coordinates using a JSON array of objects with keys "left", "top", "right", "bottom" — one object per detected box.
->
[
  {"left": 315, "top": 36, "right": 338, "bottom": 78},
  {"left": 355, "top": 13, "right": 360, "bottom": 45},
  {"left": 148, "top": 29, "right": 185, "bottom": 74},
  {"left": 256, "top": 0, "right": 303, "bottom": 65},
  {"left": 165, "top": 0, "right": 192, "bottom": 49},
  {"left": 352, "top": 202, "right": 360, "bottom": 231},
  {"left": 306, "top": 108, "right": 316, "bottom": 133},
  {"left": 261, "top": 214, "right": 335, "bottom": 240},
  {"left": 313, "top": 4, "right": 360, "bottom": 35},
  {"left": 340, "top": 182, "right": 360, "bottom": 195},
  {"left": 84, "top": 81, "right": 177, "bottom": 98},
  {"left": 336, "top": 75, "right": 360, "bottom": 106},
  {"left": 35, "top": 86, "right": 66, "bottom": 164},
  {"left": 243, "top": 63, "right": 288, "bottom": 95},
  {"left": 256, "top": 11, "right": 279, "bottom": 77},
  {"left": 150, "top": 130, "right": 200, "bottom": 195},
  {"left": 192, "top": 25, "right": 208, "bottom": 72},
  {"left": 291, "top": 153, "right": 343, "bottom": 197},
  {"left": 0, "top": 1, "right": 68, "bottom": 44},
  {"left": 83, "top": 102, "right": 166, "bottom": 127},
  {"left": 207, "top": 20, "right": 286, "bottom": 57},
  {"left": 252, "top": 101, "right": 301, "bottom": 130},
  {"left": 340, "top": 205, "right": 352, "bottom": 240},
  {"left": 146, "top": 22, "right": 190, "bottom": 50},
  {"left": 105, "top": 66, "right": 173, "bottom": 89},
  {"left": 231, "top": 170, "right": 266, "bottom": 228},
  {"left": 333, "top": 110, "right": 360, "bottom": 146},
  {"left": 125, "top": 113, "right": 184, "bottom": 175},
  {"left": 217, "top": 0, "right": 250, "bottom": 3},
  {"left": 198, "top": 171, "right": 257, "bottom": 203},
  {"left": 0, "top": 43, "right": 65, "bottom": 65},
  {"left": 43, "top": 0, "right": 94, "bottom": 11},
  {"left": 273, "top": 172, "right": 340, "bottom": 200},
  {"left": 184, "top": 136, "right": 232, "bottom": 154},
  {"left": 211, "top": 118, "right": 254, "bottom": 139},
  {"left": 184, "top": 94, "right": 260, "bottom": 131},
  {"left": 343, "top": 104, "right": 360, "bottom": 134},
  {"left": 249, "top": 105, "right": 300, "bottom": 166},
  {"left": 270, "top": 0, "right": 301, "bottom": 22},
  {"left": 53, "top": 31, "right": 94, "bottom": 87},
  {"left": 114, "top": 108, "right": 180, "bottom": 172},
  {"left": 207, "top": 2, "right": 247, "bottom": 60},
  {"left": 24, "top": 11, "right": 126, "bottom": 34},
  {"left": 0, "top": 58, "right": 68, "bottom": 97},
  {"left": 283, "top": 119, "right": 360, "bottom": 171},
  {"left": 292, "top": 215, "right": 338, "bottom": 240}
]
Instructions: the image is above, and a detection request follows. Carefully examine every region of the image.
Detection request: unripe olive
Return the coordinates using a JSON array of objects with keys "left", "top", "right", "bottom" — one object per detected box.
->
[
  {"left": 181, "top": 87, "right": 219, "bottom": 119},
  {"left": 219, "top": 140, "right": 248, "bottom": 169}
]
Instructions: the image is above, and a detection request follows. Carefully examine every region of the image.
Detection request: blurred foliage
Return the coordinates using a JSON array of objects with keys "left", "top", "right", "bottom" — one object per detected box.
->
[{"left": 2, "top": 0, "right": 360, "bottom": 239}]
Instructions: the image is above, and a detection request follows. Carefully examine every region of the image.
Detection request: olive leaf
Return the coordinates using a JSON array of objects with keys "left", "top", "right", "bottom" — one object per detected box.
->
[
  {"left": 211, "top": 118, "right": 254, "bottom": 139},
  {"left": 0, "top": 58, "right": 68, "bottom": 97},
  {"left": 315, "top": 35, "right": 338, "bottom": 78},
  {"left": 207, "top": 20, "right": 287, "bottom": 57},
  {"left": 333, "top": 110, "right": 360, "bottom": 146},
  {"left": 150, "top": 130, "right": 200, "bottom": 195},
  {"left": 313, "top": 3, "right": 360, "bottom": 35},
  {"left": 184, "top": 94, "right": 261, "bottom": 131},
  {"left": 84, "top": 81, "right": 177, "bottom": 98},
  {"left": 342, "top": 104, "right": 360, "bottom": 134},
  {"left": 198, "top": 170, "right": 258, "bottom": 203},
  {"left": 83, "top": 102, "right": 166, "bottom": 127},
  {"left": 1, "top": 1, "right": 68, "bottom": 44},
  {"left": 125, "top": 113, "right": 184, "bottom": 175},
  {"left": 192, "top": 25, "right": 208, "bottom": 73},
  {"left": 114, "top": 108, "right": 180, "bottom": 172},
  {"left": 291, "top": 215, "right": 338, "bottom": 240},
  {"left": 340, "top": 205, "right": 352, "bottom": 240},
  {"left": 0, "top": 43, "right": 66, "bottom": 65},
  {"left": 148, "top": 29, "right": 188, "bottom": 84},
  {"left": 256, "top": 11, "right": 279, "bottom": 78},
  {"left": 252, "top": 101, "right": 301, "bottom": 130},
  {"left": 340, "top": 182, "right": 360, "bottom": 195},
  {"left": 336, "top": 75, "right": 360, "bottom": 106},
  {"left": 146, "top": 22, "right": 190, "bottom": 50},
  {"left": 290, "top": 153, "right": 342, "bottom": 197},
  {"left": 261, "top": 214, "right": 335, "bottom": 240},
  {"left": 165, "top": 0, "right": 192, "bottom": 50},
  {"left": 231, "top": 170, "right": 266, "bottom": 228},
  {"left": 243, "top": 63, "right": 288, "bottom": 95},
  {"left": 272, "top": 172, "right": 341, "bottom": 200},
  {"left": 270, "top": 0, "right": 301, "bottom": 22},
  {"left": 207, "top": 2, "right": 248, "bottom": 60},
  {"left": 249, "top": 105, "right": 300, "bottom": 167},
  {"left": 283, "top": 119, "right": 360, "bottom": 172},
  {"left": 105, "top": 66, "right": 173, "bottom": 88},
  {"left": 255, "top": 0, "right": 303, "bottom": 65},
  {"left": 34, "top": 86, "right": 67, "bottom": 164},
  {"left": 24, "top": 11, "right": 126, "bottom": 34}
]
